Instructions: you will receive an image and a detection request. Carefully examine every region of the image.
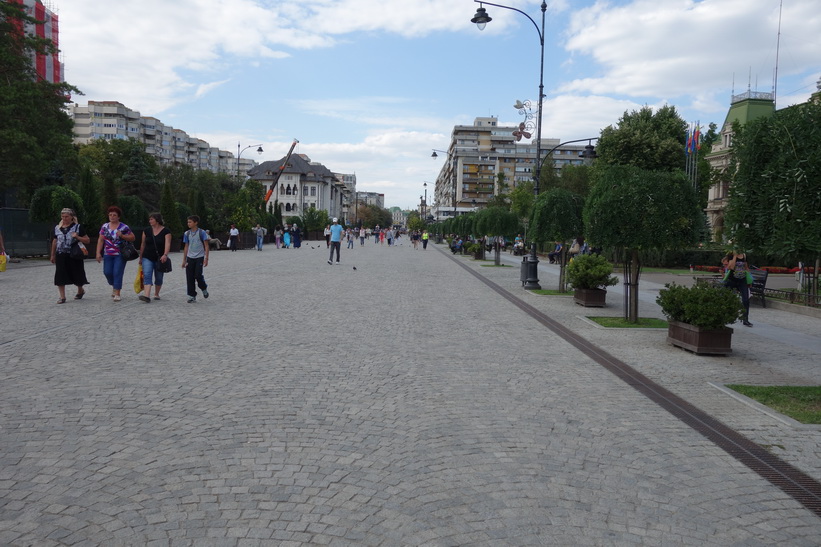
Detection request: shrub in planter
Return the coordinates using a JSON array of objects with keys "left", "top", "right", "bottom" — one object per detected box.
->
[
  {"left": 566, "top": 254, "right": 619, "bottom": 290},
  {"left": 566, "top": 254, "right": 618, "bottom": 307},
  {"left": 656, "top": 283, "right": 743, "bottom": 330}
]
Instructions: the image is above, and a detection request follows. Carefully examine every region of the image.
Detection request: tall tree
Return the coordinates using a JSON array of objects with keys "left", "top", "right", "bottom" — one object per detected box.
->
[
  {"left": 725, "top": 99, "right": 821, "bottom": 298},
  {"left": 160, "top": 181, "right": 184, "bottom": 238},
  {"left": 596, "top": 105, "right": 687, "bottom": 173},
  {"left": 531, "top": 188, "right": 585, "bottom": 290},
  {"left": 0, "top": 1, "right": 80, "bottom": 203},
  {"left": 585, "top": 164, "right": 701, "bottom": 322}
]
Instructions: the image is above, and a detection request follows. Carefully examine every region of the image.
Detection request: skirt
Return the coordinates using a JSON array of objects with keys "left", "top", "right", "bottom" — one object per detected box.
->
[{"left": 54, "top": 253, "right": 89, "bottom": 287}]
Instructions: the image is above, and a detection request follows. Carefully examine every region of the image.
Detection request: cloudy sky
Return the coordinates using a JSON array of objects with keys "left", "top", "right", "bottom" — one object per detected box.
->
[{"left": 58, "top": 0, "right": 820, "bottom": 209}]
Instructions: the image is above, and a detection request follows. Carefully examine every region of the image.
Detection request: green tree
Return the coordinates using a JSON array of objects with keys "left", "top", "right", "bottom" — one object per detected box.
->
[
  {"left": 78, "top": 166, "right": 104, "bottom": 228},
  {"left": 725, "top": 99, "right": 821, "bottom": 297},
  {"left": 0, "top": 1, "right": 80, "bottom": 204},
  {"left": 530, "top": 188, "right": 585, "bottom": 290},
  {"left": 300, "top": 207, "right": 330, "bottom": 233},
  {"left": 596, "top": 105, "right": 687, "bottom": 172},
  {"left": 28, "top": 185, "right": 85, "bottom": 223},
  {"left": 160, "top": 182, "right": 184, "bottom": 238},
  {"left": 509, "top": 180, "right": 535, "bottom": 243},
  {"left": 119, "top": 195, "right": 147, "bottom": 228},
  {"left": 584, "top": 164, "right": 701, "bottom": 322},
  {"left": 475, "top": 206, "right": 519, "bottom": 265},
  {"left": 120, "top": 141, "right": 160, "bottom": 208}
]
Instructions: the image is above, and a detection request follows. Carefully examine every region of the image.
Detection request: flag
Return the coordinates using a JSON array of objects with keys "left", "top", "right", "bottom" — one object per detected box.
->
[
  {"left": 694, "top": 123, "right": 701, "bottom": 151},
  {"left": 685, "top": 125, "right": 692, "bottom": 155}
]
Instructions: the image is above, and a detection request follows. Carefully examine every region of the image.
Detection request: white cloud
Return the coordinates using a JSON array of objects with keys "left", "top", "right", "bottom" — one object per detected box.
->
[{"left": 560, "top": 0, "right": 821, "bottom": 101}]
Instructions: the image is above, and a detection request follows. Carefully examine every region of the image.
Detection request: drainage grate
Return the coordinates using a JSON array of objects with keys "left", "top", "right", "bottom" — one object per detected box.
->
[{"left": 448, "top": 252, "right": 821, "bottom": 518}]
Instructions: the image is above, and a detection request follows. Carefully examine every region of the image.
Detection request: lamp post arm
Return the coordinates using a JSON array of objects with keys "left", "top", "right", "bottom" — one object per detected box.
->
[
  {"left": 473, "top": 0, "right": 544, "bottom": 43},
  {"left": 539, "top": 137, "right": 599, "bottom": 171}
]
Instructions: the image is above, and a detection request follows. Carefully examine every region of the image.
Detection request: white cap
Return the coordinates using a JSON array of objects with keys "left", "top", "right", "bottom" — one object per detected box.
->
[{"left": 332, "top": 218, "right": 338, "bottom": 222}]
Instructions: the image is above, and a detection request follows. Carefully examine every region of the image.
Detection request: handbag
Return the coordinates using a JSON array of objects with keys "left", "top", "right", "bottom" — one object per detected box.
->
[
  {"left": 119, "top": 240, "right": 139, "bottom": 261},
  {"left": 152, "top": 231, "right": 172, "bottom": 273},
  {"left": 69, "top": 241, "right": 85, "bottom": 260}
]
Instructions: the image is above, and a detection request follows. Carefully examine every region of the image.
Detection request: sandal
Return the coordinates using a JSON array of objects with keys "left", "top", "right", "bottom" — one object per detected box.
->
[
  {"left": 56, "top": 298, "right": 67, "bottom": 304},
  {"left": 113, "top": 295, "right": 121, "bottom": 302},
  {"left": 74, "top": 289, "right": 85, "bottom": 300}
]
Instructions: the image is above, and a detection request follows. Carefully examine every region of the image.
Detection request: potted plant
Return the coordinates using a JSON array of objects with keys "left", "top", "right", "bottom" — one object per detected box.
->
[
  {"left": 656, "top": 283, "right": 744, "bottom": 355},
  {"left": 565, "top": 254, "right": 618, "bottom": 307}
]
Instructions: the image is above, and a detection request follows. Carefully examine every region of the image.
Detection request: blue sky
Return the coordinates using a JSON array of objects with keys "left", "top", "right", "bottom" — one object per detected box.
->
[{"left": 58, "top": 0, "right": 820, "bottom": 210}]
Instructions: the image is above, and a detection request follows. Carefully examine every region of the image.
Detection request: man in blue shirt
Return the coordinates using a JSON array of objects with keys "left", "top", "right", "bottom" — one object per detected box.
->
[{"left": 327, "top": 218, "right": 344, "bottom": 265}]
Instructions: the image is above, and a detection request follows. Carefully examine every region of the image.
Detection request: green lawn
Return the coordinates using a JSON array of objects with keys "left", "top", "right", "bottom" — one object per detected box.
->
[
  {"left": 726, "top": 385, "right": 821, "bottom": 424},
  {"left": 530, "top": 289, "right": 571, "bottom": 296},
  {"left": 587, "top": 316, "right": 668, "bottom": 328}
]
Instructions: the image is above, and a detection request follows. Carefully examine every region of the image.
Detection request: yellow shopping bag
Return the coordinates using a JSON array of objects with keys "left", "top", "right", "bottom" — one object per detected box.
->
[
  {"left": 0, "top": 254, "right": 7, "bottom": 272},
  {"left": 133, "top": 263, "right": 144, "bottom": 294}
]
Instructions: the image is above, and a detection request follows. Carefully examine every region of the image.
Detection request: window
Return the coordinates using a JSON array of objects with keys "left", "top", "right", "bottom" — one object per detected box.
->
[{"left": 310, "top": 187, "right": 317, "bottom": 196}]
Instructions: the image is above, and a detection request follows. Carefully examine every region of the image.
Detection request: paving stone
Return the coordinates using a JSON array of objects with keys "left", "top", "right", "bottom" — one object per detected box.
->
[{"left": 1, "top": 244, "right": 820, "bottom": 544}]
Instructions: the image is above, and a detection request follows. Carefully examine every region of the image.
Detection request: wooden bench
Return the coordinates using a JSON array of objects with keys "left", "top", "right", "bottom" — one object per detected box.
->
[{"left": 695, "top": 268, "right": 768, "bottom": 307}]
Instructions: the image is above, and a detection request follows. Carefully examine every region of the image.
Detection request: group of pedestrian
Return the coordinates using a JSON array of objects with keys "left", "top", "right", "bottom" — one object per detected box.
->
[{"left": 50, "top": 206, "right": 211, "bottom": 305}]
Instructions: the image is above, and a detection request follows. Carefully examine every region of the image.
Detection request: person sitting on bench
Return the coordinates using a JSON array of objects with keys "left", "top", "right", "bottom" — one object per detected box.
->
[{"left": 547, "top": 242, "right": 563, "bottom": 263}]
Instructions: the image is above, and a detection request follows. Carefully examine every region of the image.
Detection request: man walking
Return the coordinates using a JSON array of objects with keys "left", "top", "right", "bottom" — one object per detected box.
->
[
  {"left": 327, "top": 218, "right": 343, "bottom": 265},
  {"left": 252, "top": 224, "right": 267, "bottom": 251}
]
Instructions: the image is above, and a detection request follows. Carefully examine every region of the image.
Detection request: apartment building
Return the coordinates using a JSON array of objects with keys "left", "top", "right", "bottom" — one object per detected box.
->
[
  {"left": 10, "top": 0, "right": 63, "bottom": 84},
  {"left": 431, "top": 117, "right": 592, "bottom": 220},
  {"left": 68, "top": 101, "right": 256, "bottom": 176}
]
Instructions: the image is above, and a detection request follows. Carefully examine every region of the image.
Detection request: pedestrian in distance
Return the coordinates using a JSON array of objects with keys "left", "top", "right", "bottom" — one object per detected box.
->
[
  {"left": 96, "top": 206, "right": 135, "bottom": 302},
  {"left": 422, "top": 229, "right": 429, "bottom": 250},
  {"left": 359, "top": 226, "right": 366, "bottom": 246},
  {"left": 138, "top": 213, "right": 172, "bottom": 302},
  {"left": 346, "top": 228, "right": 354, "bottom": 249},
  {"left": 228, "top": 224, "right": 239, "bottom": 251},
  {"left": 283, "top": 224, "right": 291, "bottom": 248},
  {"left": 292, "top": 223, "right": 302, "bottom": 249},
  {"left": 324, "top": 225, "right": 331, "bottom": 248},
  {"left": 253, "top": 223, "right": 267, "bottom": 251},
  {"left": 51, "top": 208, "right": 90, "bottom": 304},
  {"left": 327, "top": 217, "right": 343, "bottom": 265},
  {"left": 182, "top": 215, "right": 210, "bottom": 303},
  {"left": 274, "top": 225, "right": 283, "bottom": 249}
]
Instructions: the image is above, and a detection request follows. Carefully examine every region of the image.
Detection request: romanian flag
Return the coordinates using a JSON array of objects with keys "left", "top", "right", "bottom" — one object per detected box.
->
[
  {"left": 694, "top": 123, "right": 701, "bottom": 151},
  {"left": 685, "top": 125, "right": 693, "bottom": 155}
]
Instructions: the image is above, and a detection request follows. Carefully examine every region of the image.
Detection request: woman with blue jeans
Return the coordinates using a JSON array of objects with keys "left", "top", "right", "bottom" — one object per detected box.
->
[
  {"left": 138, "top": 213, "right": 172, "bottom": 303},
  {"left": 95, "top": 206, "right": 135, "bottom": 302}
]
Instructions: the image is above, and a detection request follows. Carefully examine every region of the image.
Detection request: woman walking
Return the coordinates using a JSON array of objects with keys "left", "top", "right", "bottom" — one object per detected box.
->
[
  {"left": 95, "top": 206, "right": 135, "bottom": 302},
  {"left": 274, "top": 225, "right": 283, "bottom": 248},
  {"left": 138, "top": 213, "right": 172, "bottom": 303},
  {"left": 292, "top": 223, "right": 302, "bottom": 249},
  {"left": 283, "top": 224, "right": 291, "bottom": 248},
  {"left": 50, "top": 208, "right": 89, "bottom": 304}
]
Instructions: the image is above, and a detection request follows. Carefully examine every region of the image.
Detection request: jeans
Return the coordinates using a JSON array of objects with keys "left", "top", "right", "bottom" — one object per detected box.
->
[
  {"left": 256, "top": 235, "right": 264, "bottom": 250},
  {"left": 185, "top": 256, "right": 208, "bottom": 297},
  {"left": 724, "top": 275, "right": 750, "bottom": 320},
  {"left": 329, "top": 241, "right": 341, "bottom": 263},
  {"left": 141, "top": 257, "right": 164, "bottom": 287},
  {"left": 103, "top": 254, "right": 126, "bottom": 290},
  {"left": 360, "top": 236, "right": 365, "bottom": 246},
  {"left": 347, "top": 238, "right": 354, "bottom": 249}
]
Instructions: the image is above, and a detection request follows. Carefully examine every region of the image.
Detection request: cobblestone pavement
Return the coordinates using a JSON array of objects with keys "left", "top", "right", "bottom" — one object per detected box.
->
[{"left": 1, "top": 242, "right": 820, "bottom": 545}]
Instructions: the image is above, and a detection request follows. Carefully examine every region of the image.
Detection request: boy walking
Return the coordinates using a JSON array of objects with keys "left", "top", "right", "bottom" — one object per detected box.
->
[{"left": 182, "top": 215, "right": 210, "bottom": 303}]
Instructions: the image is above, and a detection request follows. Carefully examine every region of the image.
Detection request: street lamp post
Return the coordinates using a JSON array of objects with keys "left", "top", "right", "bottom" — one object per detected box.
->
[
  {"left": 236, "top": 143, "right": 263, "bottom": 181},
  {"left": 472, "top": 0, "right": 546, "bottom": 290},
  {"left": 423, "top": 182, "right": 429, "bottom": 221},
  {"left": 540, "top": 138, "right": 598, "bottom": 172}
]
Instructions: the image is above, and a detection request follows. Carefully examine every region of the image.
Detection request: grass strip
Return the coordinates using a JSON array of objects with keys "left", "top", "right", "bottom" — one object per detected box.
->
[
  {"left": 726, "top": 385, "right": 821, "bottom": 424},
  {"left": 588, "top": 316, "right": 668, "bottom": 328}
]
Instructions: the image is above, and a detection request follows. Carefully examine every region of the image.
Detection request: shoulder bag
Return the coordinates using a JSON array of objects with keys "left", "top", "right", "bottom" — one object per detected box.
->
[{"left": 154, "top": 230, "right": 173, "bottom": 273}]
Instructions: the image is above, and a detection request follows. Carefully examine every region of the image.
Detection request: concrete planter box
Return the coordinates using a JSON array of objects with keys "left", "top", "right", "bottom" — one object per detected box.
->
[
  {"left": 667, "top": 320, "right": 733, "bottom": 355},
  {"left": 573, "top": 288, "right": 607, "bottom": 307}
]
